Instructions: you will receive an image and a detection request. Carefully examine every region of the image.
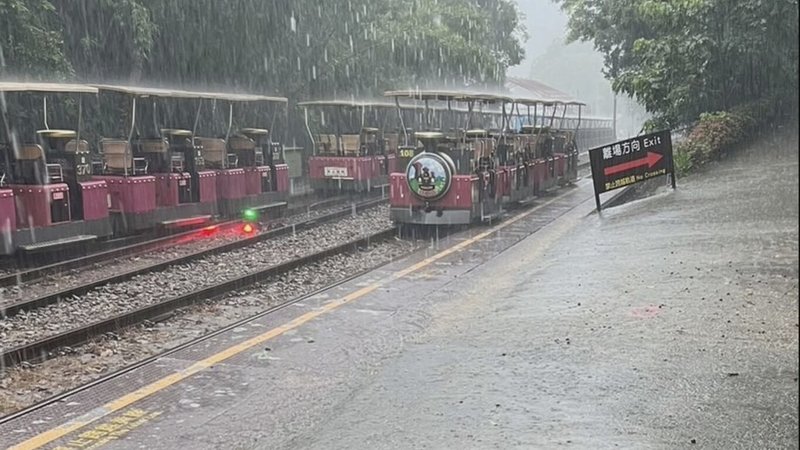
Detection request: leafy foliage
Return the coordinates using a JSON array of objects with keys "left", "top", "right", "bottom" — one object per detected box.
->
[
  {"left": 0, "top": 0, "right": 525, "bottom": 142},
  {"left": 0, "top": 0, "right": 72, "bottom": 77},
  {"left": 1, "top": 0, "right": 525, "bottom": 98},
  {"left": 54, "top": 0, "right": 156, "bottom": 81},
  {"left": 672, "top": 98, "right": 779, "bottom": 174},
  {"left": 557, "top": 0, "right": 799, "bottom": 126},
  {"left": 375, "top": 0, "right": 526, "bottom": 89}
]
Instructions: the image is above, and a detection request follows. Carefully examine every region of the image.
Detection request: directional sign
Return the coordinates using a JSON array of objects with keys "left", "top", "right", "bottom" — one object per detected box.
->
[{"left": 588, "top": 129, "right": 675, "bottom": 211}]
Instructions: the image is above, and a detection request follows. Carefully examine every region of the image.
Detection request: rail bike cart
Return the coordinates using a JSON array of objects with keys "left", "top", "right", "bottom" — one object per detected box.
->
[
  {"left": 194, "top": 91, "right": 290, "bottom": 217},
  {"left": 92, "top": 86, "right": 291, "bottom": 230},
  {"left": 91, "top": 85, "right": 216, "bottom": 232},
  {"left": 0, "top": 82, "right": 111, "bottom": 256},
  {"left": 573, "top": 116, "right": 615, "bottom": 151},
  {"left": 508, "top": 98, "right": 584, "bottom": 195},
  {"left": 382, "top": 88, "right": 589, "bottom": 227},
  {"left": 300, "top": 100, "right": 399, "bottom": 193},
  {"left": 553, "top": 101, "right": 584, "bottom": 185},
  {"left": 384, "top": 90, "right": 508, "bottom": 225}
]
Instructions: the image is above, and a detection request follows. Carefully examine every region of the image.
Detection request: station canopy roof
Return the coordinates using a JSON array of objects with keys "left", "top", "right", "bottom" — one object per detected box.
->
[
  {"left": 505, "top": 77, "right": 585, "bottom": 106},
  {"left": 0, "top": 82, "right": 98, "bottom": 93},
  {"left": 384, "top": 89, "right": 513, "bottom": 104},
  {"left": 92, "top": 84, "right": 287, "bottom": 103}
]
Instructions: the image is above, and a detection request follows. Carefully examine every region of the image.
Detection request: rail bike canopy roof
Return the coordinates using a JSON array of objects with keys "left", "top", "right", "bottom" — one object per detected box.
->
[
  {"left": 0, "top": 82, "right": 99, "bottom": 94},
  {"left": 92, "top": 84, "right": 287, "bottom": 103},
  {"left": 511, "top": 97, "right": 586, "bottom": 107},
  {"left": 297, "top": 99, "right": 396, "bottom": 108},
  {"left": 299, "top": 98, "right": 480, "bottom": 115},
  {"left": 385, "top": 89, "right": 586, "bottom": 109}
]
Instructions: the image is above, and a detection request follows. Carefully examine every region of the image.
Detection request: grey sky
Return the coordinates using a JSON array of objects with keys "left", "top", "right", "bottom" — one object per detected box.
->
[
  {"left": 508, "top": 0, "right": 650, "bottom": 136},
  {"left": 508, "top": 0, "right": 569, "bottom": 77}
]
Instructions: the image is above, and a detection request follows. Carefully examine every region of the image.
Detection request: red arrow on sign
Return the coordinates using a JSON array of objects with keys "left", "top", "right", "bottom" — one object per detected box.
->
[{"left": 604, "top": 151, "right": 664, "bottom": 176}]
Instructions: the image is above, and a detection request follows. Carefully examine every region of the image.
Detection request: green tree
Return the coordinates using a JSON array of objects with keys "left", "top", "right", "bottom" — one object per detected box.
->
[
  {"left": 557, "top": 0, "right": 799, "bottom": 126},
  {"left": 0, "top": 0, "right": 72, "bottom": 77},
  {"left": 3, "top": 0, "right": 526, "bottom": 98},
  {"left": 1, "top": 0, "right": 527, "bottom": 142},
  {"left": 374, "top": 0, "right": 526, "bottom": 89},
  {"left": 54, "top": 0, "right": 155, "bottom": 82}
]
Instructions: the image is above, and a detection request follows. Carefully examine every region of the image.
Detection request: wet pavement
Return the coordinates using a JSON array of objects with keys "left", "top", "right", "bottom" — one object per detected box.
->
[
  {"left": 287, "top": 126, "right": 798, "bottom": 449},
  {"left": 2, "top": 126, "right": 797, "bottom": 449}
]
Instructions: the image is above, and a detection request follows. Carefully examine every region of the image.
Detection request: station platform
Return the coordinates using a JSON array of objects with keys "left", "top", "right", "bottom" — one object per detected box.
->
[{"left": 2, "top": 127, "right": 797, "bottom": 449}]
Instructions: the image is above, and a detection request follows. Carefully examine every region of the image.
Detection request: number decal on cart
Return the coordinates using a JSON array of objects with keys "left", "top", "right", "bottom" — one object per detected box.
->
[
  {"left": 399, "top": 148, "right": 415, "bottom": 158},
  {"left": 324, "top": 167, "right": 348, "bottom": 177}
]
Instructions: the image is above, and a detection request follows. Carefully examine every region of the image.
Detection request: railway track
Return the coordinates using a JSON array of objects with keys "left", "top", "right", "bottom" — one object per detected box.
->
[
  {"left": 0, "top": 231, "right": 412, "bottom": 423},
  {"left": 0, "top": 192, "right": 382, "bottom": 288},
  {"left": 0, "top": 196, "right": 387, "bottom": 318},
  {"left": 1, "top": 226, "right": 398, "bottom": 368}
]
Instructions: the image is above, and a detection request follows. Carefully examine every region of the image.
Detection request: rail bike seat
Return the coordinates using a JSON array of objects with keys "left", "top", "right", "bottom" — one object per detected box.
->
[
  {"left": 101, "top": 139, "right": 136, "bottom": 174},
  {"left": 384, "top": 133, "right": 399, "bottom": 151},
  {"left": 316, "top": 134, "right": 337, "bottom": 154},
  {"left": 228, "top": 135, "right": 256, "bottom": 151},
  {"left": 465, "top": 129, "right": 488, "bottom": 138},
  {"left": 64, "top": 139, "right": 90, "bottom": 154},
  {"left": 12, "top": 144, "right": 47, "bottom": 183},
  {"left": 137, "top": 138, "right": 169, "bottom": 153},
  {"left": 16, "top": 144, "right": 45, "bottom": 160},
  {"left": 196, "top": 137, "right": 227, "bottom": 168},
  {"left": 341, "top": 134, "right": 361, "bottom": 156}
]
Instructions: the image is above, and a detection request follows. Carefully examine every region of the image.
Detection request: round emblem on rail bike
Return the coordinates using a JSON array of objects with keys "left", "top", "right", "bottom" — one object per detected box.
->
[{"left": 406, "top": 152, "right": 453, "bottom": 201}]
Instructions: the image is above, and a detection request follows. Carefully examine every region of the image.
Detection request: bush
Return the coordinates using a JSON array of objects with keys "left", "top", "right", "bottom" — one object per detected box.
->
[
  {"left": 672, "top": 97, "right": 780, "bottom": 176},
  {"left": 672, "top": 143, "right": 694, "bottom": 175}
]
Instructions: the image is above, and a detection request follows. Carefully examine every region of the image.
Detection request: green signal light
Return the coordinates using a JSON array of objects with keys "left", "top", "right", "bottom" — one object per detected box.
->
[{"left": 242, "top": 208, "right": 259, "bottom": 222}]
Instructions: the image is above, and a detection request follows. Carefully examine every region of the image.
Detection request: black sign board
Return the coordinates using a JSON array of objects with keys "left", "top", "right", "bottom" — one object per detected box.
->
[{"left": 588, "top": 129, "right": 676, "bottom": 211}]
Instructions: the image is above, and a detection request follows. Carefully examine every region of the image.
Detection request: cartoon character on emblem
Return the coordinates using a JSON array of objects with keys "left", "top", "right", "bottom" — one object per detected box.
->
[{"left": 418, "top": 166, "right": 435, "bottom": 192}]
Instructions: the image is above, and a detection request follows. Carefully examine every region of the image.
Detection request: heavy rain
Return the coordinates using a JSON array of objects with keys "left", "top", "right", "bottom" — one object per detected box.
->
[{"left": 0, "top": 0, "right": 798, "bottom": 448}]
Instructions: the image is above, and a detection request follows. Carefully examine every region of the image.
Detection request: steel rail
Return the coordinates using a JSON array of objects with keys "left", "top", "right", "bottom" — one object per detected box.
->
[
  {"left": 0, "top": 197, "right": 387, "bottom": 318},
  {"left": 0, "top": 231, "right": 407, "bottom": 424},
  {"left": 0, "top": 193, "right": 380, "bottom": 288},
  {"left": 1, "top": 227, "right": 397, "bottom": 368}
]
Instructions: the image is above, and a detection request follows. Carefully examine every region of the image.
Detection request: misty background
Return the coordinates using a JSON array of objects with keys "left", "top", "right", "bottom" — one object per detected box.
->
[{"left": 510, "top": 0, "right": 649, "bottom": 138}]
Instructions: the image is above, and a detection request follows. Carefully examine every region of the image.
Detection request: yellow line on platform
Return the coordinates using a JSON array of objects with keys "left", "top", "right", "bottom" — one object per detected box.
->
[{"left": 11, "top": 186, "right": 585, "bottom": 450}]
